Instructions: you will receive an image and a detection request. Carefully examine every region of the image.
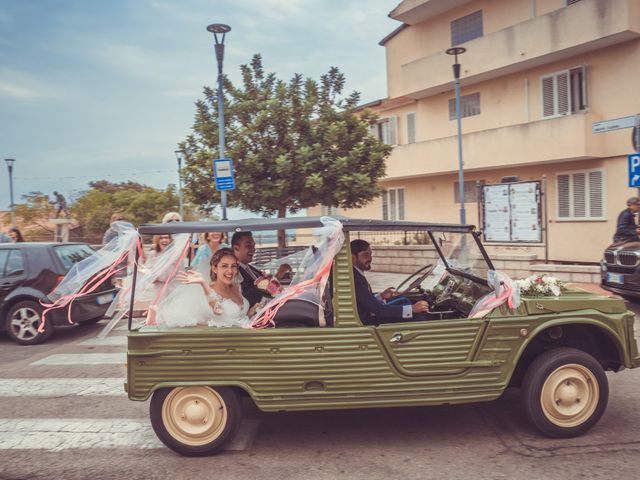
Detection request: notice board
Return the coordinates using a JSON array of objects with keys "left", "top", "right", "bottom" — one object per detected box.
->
[{"left": 482, "top": 181, "right": 542, "bottom": 243}]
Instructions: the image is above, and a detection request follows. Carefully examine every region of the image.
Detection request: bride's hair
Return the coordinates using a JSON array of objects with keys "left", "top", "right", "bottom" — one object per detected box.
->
[{"left": 209, "top": 247, "right": 237, "bottom": 281}]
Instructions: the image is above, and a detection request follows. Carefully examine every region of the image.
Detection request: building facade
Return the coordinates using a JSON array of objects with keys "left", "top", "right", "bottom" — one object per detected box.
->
[{"left": 310, "top": 0, "right": 640, "bottom": 263}]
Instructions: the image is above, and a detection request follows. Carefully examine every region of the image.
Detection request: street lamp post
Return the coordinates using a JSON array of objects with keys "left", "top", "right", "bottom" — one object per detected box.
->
[
  {"left": 4, "top": 158, "right": 16, "bottom": 227},
  {"left": 446, "top": 46, "right": 467, "bottom": 225},
  {"left": 207, "top": 22, "right": 231, "bottom": 221},
  {"left": 174, "top": 150, "right": 185, "bottom": 219}
]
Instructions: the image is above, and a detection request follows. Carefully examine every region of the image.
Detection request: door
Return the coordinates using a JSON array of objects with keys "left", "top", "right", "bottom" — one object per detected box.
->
[
  {"left": 376, "top": 318, "right": 492, "bottom": 377},
  {"left": 0, "top": 249, "right": 26, "bottom": 300}
]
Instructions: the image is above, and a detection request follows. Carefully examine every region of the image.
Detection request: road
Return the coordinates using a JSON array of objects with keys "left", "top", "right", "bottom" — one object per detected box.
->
[{"left": 1, "top": 279, "right": 640, "bottom": 480}]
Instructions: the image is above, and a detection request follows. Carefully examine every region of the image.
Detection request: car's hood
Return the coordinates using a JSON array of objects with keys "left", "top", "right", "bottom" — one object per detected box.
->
[
  {"left": 605, "top": 241, "right": 640, "bottom": 252},
  {"left": 521, "top": 288, "right": 627, "bottom": 315}
]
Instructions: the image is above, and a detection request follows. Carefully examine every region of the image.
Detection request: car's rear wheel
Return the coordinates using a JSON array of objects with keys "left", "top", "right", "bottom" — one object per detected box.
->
[
  {"left": 521, "top": 347, "right": 608, "bottom": 438},
  {"left": 150, "top": 386, "right": 241, "bottom": 456},
  {"left": 5, "top": 300, "right": 54, "bottom": 345}
]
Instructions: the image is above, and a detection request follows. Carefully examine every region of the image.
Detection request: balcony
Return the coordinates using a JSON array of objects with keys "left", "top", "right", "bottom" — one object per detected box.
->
[
  {"left": 384, "top": 112, "right": 605, "bottom": 180},
  {"left": 399, "top": 0, "right": 640, "bottom": 98}
]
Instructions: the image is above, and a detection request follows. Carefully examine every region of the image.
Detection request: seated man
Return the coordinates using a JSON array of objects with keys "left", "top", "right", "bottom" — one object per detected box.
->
[
  {"left": 351, "top": 239, "right": 428, "bottom": 326},
  {"left": 231, "top": 231, "right": 291, "bottom": 308}
]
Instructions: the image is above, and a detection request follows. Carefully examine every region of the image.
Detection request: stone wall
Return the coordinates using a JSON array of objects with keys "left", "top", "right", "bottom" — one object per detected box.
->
[{"left": 371, "top": 246, "right": 600, "bottom": 283}]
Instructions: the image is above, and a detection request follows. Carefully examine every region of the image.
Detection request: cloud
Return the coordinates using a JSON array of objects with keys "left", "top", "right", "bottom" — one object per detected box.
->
[{"left": 0, "top": 68, "right": 65, "bottom": 100}]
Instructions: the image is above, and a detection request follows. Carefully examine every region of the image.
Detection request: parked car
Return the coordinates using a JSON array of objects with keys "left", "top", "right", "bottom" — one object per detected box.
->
[
  {"left": 601, "top": 240, "right": 640, "bottom": 299},
  {"left": 125, "top": 217, "right": 640, "bottom": 456},
  {"left": 0, "top": 242, "right": 117, "bottom": 345}
]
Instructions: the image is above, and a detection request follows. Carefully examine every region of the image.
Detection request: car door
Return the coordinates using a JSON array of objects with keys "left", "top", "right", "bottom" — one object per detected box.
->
[
  {"left": 0, "top": 248, "right": 26, "bottom": 300},
  {"left": 375, "top": 317, "right": 492, "bottom": 377}
]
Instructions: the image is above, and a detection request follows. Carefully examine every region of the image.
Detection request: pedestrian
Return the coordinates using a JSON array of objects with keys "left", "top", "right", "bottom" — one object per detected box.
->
[
  {"left": 103, "top": 213, "right": 126, "bottom": 244},
  {"left": 613, "top": 197, "right": 640, "bottom": 243},
  {"left": 162, "top": 212, "right": 182, "bottom": 223},
  {"left": 7, "top": 227, "right": 25, "bottom": 243}
]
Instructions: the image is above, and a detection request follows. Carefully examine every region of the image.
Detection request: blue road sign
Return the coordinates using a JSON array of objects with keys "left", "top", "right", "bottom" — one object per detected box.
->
[
  {"left": 629, "top": 154, "right": 640, "bottom": 187},
  {"left": 214, "top": 158, "right": 235, "bottom": 191}
]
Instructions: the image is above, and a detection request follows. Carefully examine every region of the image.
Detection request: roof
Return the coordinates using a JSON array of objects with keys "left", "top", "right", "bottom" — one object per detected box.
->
[{"left": 137, "top": 216, "right": 475, "bottom": 235}]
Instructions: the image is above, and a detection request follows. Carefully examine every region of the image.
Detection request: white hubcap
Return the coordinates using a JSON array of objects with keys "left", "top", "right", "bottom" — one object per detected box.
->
[{"left": 10, "top": 307, "right": 41, "bottom": 340}]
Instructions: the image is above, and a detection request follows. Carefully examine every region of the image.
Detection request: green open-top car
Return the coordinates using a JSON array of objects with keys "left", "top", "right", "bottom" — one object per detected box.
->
[{"left": 125, "top": 216, "right": 640, "bottom": 456}]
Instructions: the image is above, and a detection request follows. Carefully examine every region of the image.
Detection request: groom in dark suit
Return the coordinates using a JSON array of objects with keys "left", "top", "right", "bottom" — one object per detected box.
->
[
  {"left": 351, "top": 239, "right": 428, "bottom": 326},
  {"left": 232, "top": 231, "right": 291, "bottom": 308}
]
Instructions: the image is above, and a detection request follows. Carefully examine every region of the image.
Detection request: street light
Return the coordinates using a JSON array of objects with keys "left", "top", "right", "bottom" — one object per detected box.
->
[
  {"left": 207, "top": 22, "right": 231, "bottom": 221},
  {"left": 446, "top": 46, "right": 467, "bottom": 225},
  {"left": 174, "top": 150, "right": 185, "bottom": 219},
  {"left": 4, "top": 158, "right": 16, "bottom": 227}
]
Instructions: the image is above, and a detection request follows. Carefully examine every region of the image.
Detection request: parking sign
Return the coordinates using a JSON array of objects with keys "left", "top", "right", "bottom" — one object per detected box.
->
[{"left": 629, "top": 154, "right": 640, "bottom": 187}]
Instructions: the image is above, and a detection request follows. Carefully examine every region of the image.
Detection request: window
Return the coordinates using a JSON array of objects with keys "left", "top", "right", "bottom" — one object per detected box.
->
[
  {"left": 449, "top": 92, "right": 481, "bottom": 120},
  {"left": 541, "top": 66, "right": 587, "bottom": 118},
  {"left": 53, "top": 244, "right": 95, "bottom": 271},
  {"left": 0, "top": 249, "right": 24, "bottom": 277},
  {"left": 451, "top": 10, "right": 483, "bottom": 46},
  {"left": 406, "top": 112, "right": 416, "bottom": 144},
  {"left": 382, "top": 188, "right": 405, "bottom": 220},
  {"left": 371, "top": 117, "right": 397, "bottom": 145},
  {"left": 556, "top": 169, "right": 604, "bottom": 220},
  {"left": 454, "top": 180, "right": 485, "bottom": 203},
  {"left": 321, "top": 205, "right": 339, "bottom": 216}
]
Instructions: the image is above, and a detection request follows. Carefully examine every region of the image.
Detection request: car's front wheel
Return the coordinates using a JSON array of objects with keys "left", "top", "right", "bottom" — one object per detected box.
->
[
  {"left": 150, "top": 386, "right": 241, "bottom": 456},
  {"left": 5, "top": 300, "right": 54, "bottom": 345},
  {"left": 521, "top": 347, "right": 608, "bottom": 438}
]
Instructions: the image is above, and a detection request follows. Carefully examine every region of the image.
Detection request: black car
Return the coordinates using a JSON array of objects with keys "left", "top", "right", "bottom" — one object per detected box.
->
[
  {"left": 0, "top": 242, "right": 117, "bottom": 345},
  {"left": 601, "top": 240, "right": 640, "bottom": 299}
]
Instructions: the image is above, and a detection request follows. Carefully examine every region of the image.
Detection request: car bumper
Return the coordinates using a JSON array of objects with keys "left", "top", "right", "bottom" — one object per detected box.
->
[{"left": 47, "top": 288, "right": 117, "bottom": 326}]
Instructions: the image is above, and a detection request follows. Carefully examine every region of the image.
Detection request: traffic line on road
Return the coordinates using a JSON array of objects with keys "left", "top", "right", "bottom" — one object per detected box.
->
[
  {"left": 0, "top": 378, "right": 125, "bottom": 396},
  {"left": 0, "top": 418, "right": 260, "bottom": 452},
  {"left": 79, "top": 336, "right": 127, "bottom": 346},
  {"left": 31, "top": 353, "right": 125, "bottom": 366}
]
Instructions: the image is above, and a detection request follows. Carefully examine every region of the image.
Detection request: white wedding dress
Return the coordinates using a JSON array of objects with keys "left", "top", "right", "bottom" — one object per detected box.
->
[{"left": 154, "top": 283, "right": 250, "bottom": 328}]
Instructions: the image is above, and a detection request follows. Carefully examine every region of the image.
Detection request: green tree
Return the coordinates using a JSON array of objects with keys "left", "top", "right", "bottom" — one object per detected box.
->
[
  {"left": 181, "top": 54, "right": 391, "bottom": 246},
  {"left": 71, "top": 181, "right": 183, "bottom": 240}
]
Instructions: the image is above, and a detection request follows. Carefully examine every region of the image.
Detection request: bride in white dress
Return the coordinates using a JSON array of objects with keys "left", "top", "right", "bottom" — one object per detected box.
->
[{"left": 154, "top": 248, "right": 257, "bottom": 328}]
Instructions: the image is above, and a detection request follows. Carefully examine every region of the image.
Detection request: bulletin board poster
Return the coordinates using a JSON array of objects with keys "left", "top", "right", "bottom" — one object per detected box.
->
[{"left": 482, "top": 181, "right": 542, "bottom": 243}]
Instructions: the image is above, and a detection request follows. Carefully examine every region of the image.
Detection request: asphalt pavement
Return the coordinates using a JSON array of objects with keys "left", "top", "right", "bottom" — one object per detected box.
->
[{"left": 1, "top": 275, "right": 640, "bottom": 480}]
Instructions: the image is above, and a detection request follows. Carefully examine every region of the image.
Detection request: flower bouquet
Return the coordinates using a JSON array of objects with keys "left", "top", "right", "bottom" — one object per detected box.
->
[
  {"left": 254, "top": 275, "right": 282, "bottom": 296},
  {"left": 515, "top": 274, "right": 566, "bottom": 297}
]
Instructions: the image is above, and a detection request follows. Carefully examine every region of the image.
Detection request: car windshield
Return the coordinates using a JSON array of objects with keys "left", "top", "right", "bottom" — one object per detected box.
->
[
  {"left": 53, "top": 244, "right": 96, "bottom": 271},
  {"left": 432, "top": 231, "right": 490, "bottom": 282}
]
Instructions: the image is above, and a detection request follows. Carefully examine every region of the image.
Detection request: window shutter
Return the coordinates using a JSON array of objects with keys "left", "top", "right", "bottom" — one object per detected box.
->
[
  {"left": 556, "top": 71, "right": 570, "bottom": 115},
  {"left": 368, "top": 124, "right": 378, "bottom": 140},
  {"left": 589, "top": 170, "right": 603, "bottom": 217},
  {"left": 389, "top": 189, "right": 397, "bottom": 220},
  {"left": 382, "top": 192, "right": 389, "bottom": 220},
  {"left": 573, "top": 172, "right": 586, "bottom": 217},
  {"left": 398, "top": 189, "right": 405, "bottom": 220},
  {"left": 406, "top": 113, "right": 416, "bottom": 144},
  {"left": 542, "top": 76, "right": 555, "bottom": 117},
  {"left": 389, "top": 116, "right": 397, "bottom": 145},
  {"left": 557, "top": 174, "right": 570, "bottom": 218}
]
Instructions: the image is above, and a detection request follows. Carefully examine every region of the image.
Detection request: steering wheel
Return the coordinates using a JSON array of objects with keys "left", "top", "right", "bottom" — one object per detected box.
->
[{"left": 394, "top": 263, "right": 435, "bottom": 296}]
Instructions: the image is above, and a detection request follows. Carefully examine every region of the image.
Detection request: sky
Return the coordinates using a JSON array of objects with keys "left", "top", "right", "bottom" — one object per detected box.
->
[{"left": 0, "top": 0, "right": 401, "bottom": 218}]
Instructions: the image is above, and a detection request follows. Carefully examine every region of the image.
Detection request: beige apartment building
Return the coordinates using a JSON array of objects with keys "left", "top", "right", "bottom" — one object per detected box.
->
[{"left": 310, "top": 0, "right": 640, "bottom": 263}]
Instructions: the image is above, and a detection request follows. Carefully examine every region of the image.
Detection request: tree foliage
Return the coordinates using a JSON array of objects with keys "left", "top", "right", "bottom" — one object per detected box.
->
[
  {"left": 71, "top": 181, "right": 182, "bottom": 239},
  {"left": 182, "top": 54, "right": 391, "bottom": 222}
]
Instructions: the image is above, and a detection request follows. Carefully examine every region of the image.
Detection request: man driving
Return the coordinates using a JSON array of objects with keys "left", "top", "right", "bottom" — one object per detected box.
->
[{"left": 351, "top": 239, "right": 429, "bottom": 326}]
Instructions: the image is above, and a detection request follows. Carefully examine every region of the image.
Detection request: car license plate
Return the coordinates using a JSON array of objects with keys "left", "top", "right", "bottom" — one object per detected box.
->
[
  {"left": 607, "top": 272, "right": 624, "bottom": 284},
  {"left": 96, "top": 293, "right": 115, "bottom": 305}
]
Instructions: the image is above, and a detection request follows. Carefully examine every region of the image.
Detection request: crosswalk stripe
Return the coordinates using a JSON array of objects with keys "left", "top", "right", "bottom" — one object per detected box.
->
[
  {"left": 0, "top": 419, "right": 160, "bottom": 451},
  {"left": 0, "top": 378, "right": 125, "bottom": 396},
  {"left": 0, "top": 418, "right": 259, "bottom": 451},
  {"left": 31, "top": 353, "right": 125, "bottom": 366},
  {"left": 78, "top": 336, "right": 127, "bottom": 346}
]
